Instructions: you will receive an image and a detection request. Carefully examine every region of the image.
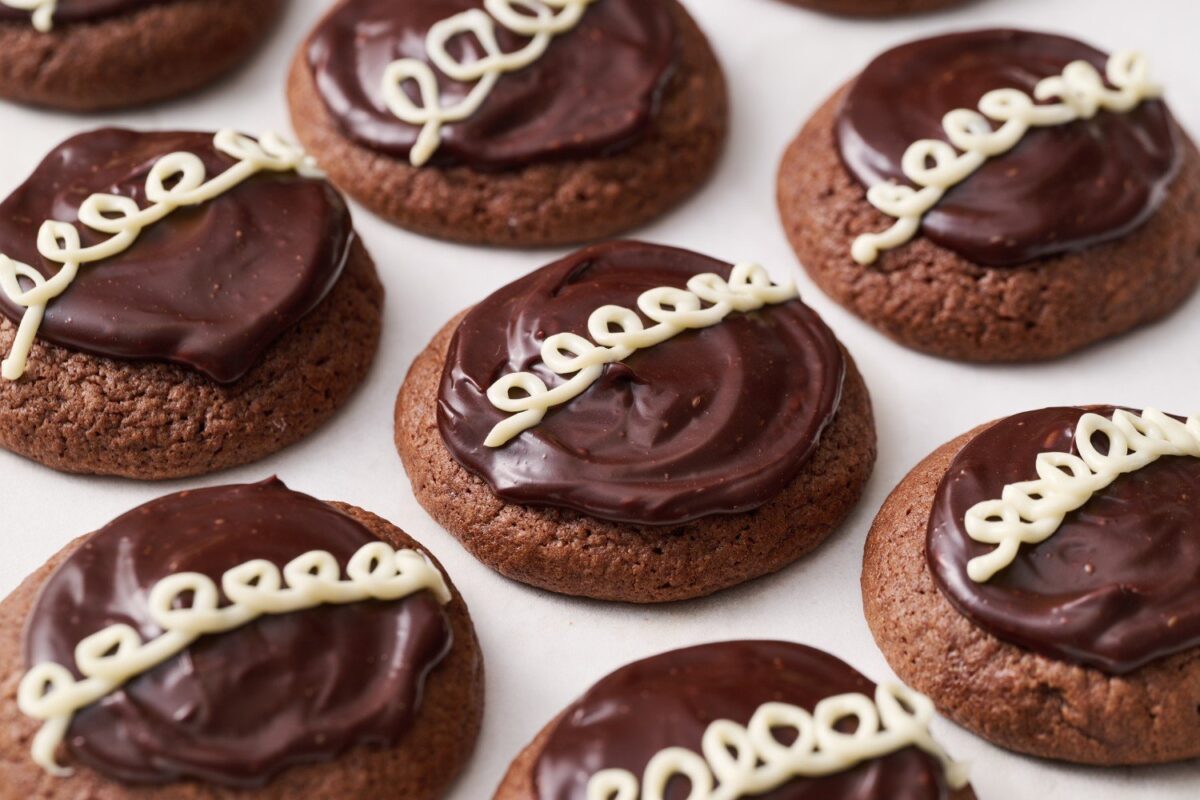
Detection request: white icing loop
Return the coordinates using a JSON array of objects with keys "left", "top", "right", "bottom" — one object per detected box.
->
[
  {"left": 965, "top": 408, "right": 1200, "bottom": 582},
  {"left": 484, "top": 263, "right": 798, "bottom": 447},
  {"left": 0, "top": 130, "right": 322, "bottom": 382},
  {"left": 0, "top": 0, "right": 54, "bottom": 31},
  {"left": 585, "top": 684, "right": 969, "bottom": 800},
  {"left": 852, "top": 50, "right": 1161, "bottom": 265},
  {"left": 380, "top": 0, "right": 599, "bottom": 167},
  {"left": 17, "top": 542, "right": 451, "bottom": 777}
]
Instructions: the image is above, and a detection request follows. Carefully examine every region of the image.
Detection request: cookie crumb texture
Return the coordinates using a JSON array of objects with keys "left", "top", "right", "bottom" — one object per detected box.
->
[
  {"left": 396, "top": 313, "right": 876, "bottom": 603},
  {"left": 778, "top": 85, "right": 1200, "bottom": 362},
  {"left": 0, "top": 240, "right": 383, "bottom": 481},
  {"left": 782, "top": 0, "right": 967, "bottom": 15},
  {"left": 862, "top": 425, "right": 1200, "bottom": 765},
  {"left": 288, "top": 0, "right": 728, "bottom": 247},
  {"left": 0, "top": 502, "right": 484, "bottom": 799},
  {"left": 0, "top": 0, "right": 284, "bottom": 111}
]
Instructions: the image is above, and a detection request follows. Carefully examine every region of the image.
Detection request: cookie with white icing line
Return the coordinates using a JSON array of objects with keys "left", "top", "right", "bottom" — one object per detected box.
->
[
  {"left": 778, "top": 28, "right": 1200, "bottom": 362},
  {"left": 0, "top": 128, "right": 383, "bottom": 480},
  {"left": 395, "top": 241, "right": 876, "bottom": 603},
  {"left": 493, "top": 640, "right": 975, "bottom": 800},
  {"left": 0, "top": 0, "right": 285, "bottom": 111},
  {"left": 863, "top": 406, "right": 1200, "bottom": 764},
  {"left": 0, "top": 478, "right": 484, "bottom": 798},
  {"left": 288, "top": 0, "right": 727, "bottom": 247}
]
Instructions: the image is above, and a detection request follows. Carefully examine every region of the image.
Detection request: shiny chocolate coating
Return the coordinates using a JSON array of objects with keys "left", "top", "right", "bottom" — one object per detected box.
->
[
  {"left": 305, "top": 0, "right": 677, "bottom": 169},
  {"left": 836, "top": 29, "right": 1180, "bottom": 266},
  {"left": 23, "top": 478, "right": 452, "bottom": 787},
  {"left": 0, "top": 0, "right": 158, "bottom": 24},
  {"left": 535, "top": 641, "right": 954, "bottom": 800},
  {"left": 437, "top": 242, "right": 846, "bottom": 525},
  {"left": 0, "top": 129, "right": 352, "bottom": 383},
  {"left": 928, "top": 406, "right": 1200, "bottom": 674}
]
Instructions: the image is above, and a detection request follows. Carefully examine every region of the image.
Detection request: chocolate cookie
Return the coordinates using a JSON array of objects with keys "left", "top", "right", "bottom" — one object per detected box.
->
[
  {"left": 395, "top": 241, "right": 875, "bottom": 603},
  {"left": 780, "top": 0, "right": 968, "bottom": 16},
  {"left": 0, "top": 128, "right": 383, "bottom": 480},
  {"left": 778, "top": 29, "right": 1200, "bottom": 362},
  {"left": 494, "top": 640, "right": 975, "bottom": 800},
  {"left": 288, "top": 0, "right": 727, "bottom": 246},
  {"left": 863, "top": 407, "right": 1200, "bottom": 764},
  {"left": 0, "top": 478, "right": 484, "bottom": 798},
  {"left": 0, "top": 0, "right": 285, "bottom": 111}
]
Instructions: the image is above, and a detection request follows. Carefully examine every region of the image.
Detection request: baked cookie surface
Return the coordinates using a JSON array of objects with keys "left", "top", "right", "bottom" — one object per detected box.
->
[
  {"left": 396, "top": 241, "right": 875, "bottom": 602},
  {"left": 780, "top": 0, "right": 968, "bottom": 16},
  {"left": 289, "top": 0, "right": 727, "bottom": 246}
]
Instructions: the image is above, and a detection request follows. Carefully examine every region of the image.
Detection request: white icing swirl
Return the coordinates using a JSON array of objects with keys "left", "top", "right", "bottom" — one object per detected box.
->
[
  {"left": 965, "top": 408, "right": 1200, "bottom": 582},
  {"left": 380, "top": 0, "right": 599, "bottom": 167},
  {"left": 586, "top": 683, "right": 969, "bottom": 800},
  {"left": 0, "top": 0, "right": 54, "bottom": 31},
  {"left": 17, "top": 542, "right": 451, "bottom": 777},
  {"left": 484, "top": 262, "right": 797, "bottom": 447},
  {"left": 852, "top": 50, "right": 1161, "bottom": 265},
  {"left": 0, "top": 130, "right": 322, "bottom": 382}
]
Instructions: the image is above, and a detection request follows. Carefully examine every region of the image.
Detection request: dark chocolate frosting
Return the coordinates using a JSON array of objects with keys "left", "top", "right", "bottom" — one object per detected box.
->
[
  {"left": 437, "top": 241, "right": 846, "bottom": 525},
  {"left": 928, "top": 406, "right": 1200, "bottom": 674},
  {"left": 23, "top": 478, "right": 452, "bottom": 787},
  {"left": 0, "top": 0, "right": 158, "bottom": 25},
  {"left": 306, "top": 0, "right": 677, "bottom": 169},
  {"left": 0, "top": 128, "right": 352, "bottom": 383},
  {"left": 535, "top": 641, "right": 955, "bottom": 800},
  {"left": 837, "top": 29, "right": 1180, "bottom": 266}
]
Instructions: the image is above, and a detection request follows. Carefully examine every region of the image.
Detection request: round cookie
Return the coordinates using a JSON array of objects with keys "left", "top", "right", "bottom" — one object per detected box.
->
[
  {"left": 0, "top": 0, "right": 285, "bottom": 111},
  {"left": 494, "top": 640, "right": 976, "bottom": 800},
  {"left": 780, "top": 0, "right": 968, "bottom": 16},
  {"left": 778, "top": 29, "right": 1200, "bottom": 362},
  {"left": 396, "top": 241, "right": 876, "bottom": 603},
  {"left": 0, "top": 128, "right": 383, "bottom": 480},
  {"left": 863, "top": 407, "right": 1200, "bottom": 764},
  {"left": 288, "top": 0, "right": 727, "bottom": 247},
  {"left": 0, "top": 478, "right": 484, "bottom": 798}
]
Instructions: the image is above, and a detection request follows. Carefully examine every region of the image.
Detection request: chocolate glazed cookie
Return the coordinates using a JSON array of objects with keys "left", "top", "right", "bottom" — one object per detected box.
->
[
  {"left": 494, "top": 641, "right": 976, "bottom": 800},
  {"left": 778, "top": 29, "right": 1200, "bottom": 362},
  {"left": 0, "top": 0, "right": 285, "bottom": 111},
  {"left": 863, "top": 408, "right": 1200, "bottom": 764},
  {"left": 395, "top": 242, "right": 876, "bottom": 603},
  {"left": 289, "top": 0, "right": 727, "bottom": 246},
  {"left": 780, "top": 0, "right": 969, "bottom": 17},
  {"left": 0, "top": 479, "right": 484, "bottom": 799},
  {"left": 0, "top": 129, "right": 383, "bottom": 480}
]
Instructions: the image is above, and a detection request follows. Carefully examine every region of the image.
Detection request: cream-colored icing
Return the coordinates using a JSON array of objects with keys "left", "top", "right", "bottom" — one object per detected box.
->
[
  {"left": 379, "top": 0, "right": 599, "bottom": 167},
  {"left": 964, "top": 408, "right": 1200, "bottom": 582},
  {"left": 586, "top": 683, "right": 969, "bottom": 800},
  {"left": 852, "top": 50, "right": 1161, "bottom": 265},
  {"left": 0, "top": 130, "right": 322, "bottom": 382},
  {"left": 0, "top": 0, "right": 54, "bottom": 32},
  {"left": 17, "top": 542, "right": 451, "bottom": 777},
  {"left": 484, "top": 262, "right": 797, "bottom": 447}
]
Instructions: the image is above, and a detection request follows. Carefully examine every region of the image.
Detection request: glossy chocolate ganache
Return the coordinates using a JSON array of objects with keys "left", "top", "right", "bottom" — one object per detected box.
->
[
  {"left": 535, "top": 641, "right": 959, "bottom": 800},
  {"left": 0, "top": 0, "right": 159, "bottom": 24},
  {"left": 23, "top": 479, "right": 452, "bottom": 787},
  {"left": 437, "top": 242, "right": 846, "bottom": 525},
  {"left": 0, "top": 128, "right": 352, "bottom": 383},
  {"left": 928, "top": 406, "right": 1200, "bottom": 674},
  {"left": 837, "top": 29, "right": 1180, "bottom": 266},
  {"left": 306, "top": 0, "right": 678, "bottom": 169}
]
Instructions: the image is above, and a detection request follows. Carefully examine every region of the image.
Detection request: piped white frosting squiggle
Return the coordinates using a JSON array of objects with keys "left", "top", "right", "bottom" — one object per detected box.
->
[
  {"left": 964, "top": 408, "right": 1200, "bottom": 582},
  {"left": 852, "top": 50, "right": 1161, "bottom": 265},
  {"left": 17, "top": 542, "right": 451, "bottom": 777},
  {"left": 0, "top": 0, "right": 54, "bottom": 31},
  {"left": 484, "top": 262, "right": 797, "bottom": 447},
  {"left": 0, "top": 130, "right": 322, "bottom": 382},
  {"left": 380, "top": 0, "right": 599, "bottom": 167},
  {"left": 586, "top": 683, "right": 969, "bottom": 800}
]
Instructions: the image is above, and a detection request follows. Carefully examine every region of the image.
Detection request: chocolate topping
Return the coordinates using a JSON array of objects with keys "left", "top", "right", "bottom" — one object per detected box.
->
[
  {"left": 0, "top": 128, "right": 352, "bottom": 383},
  {"left": 305, "top": 0, "right": 677, "bottom": 170},
  {"left": 23, "top": 478, "right": 452, "bottom": 787},
  {"left": 837, "top": 29, "right": 1180, "bottom": 266},
  {"left": 0, "top": 0, "right": 157, "bottom": 24},
  {"left": 437, "top": 242, "right": 846, "bottom": 525},
  {"left": 928, "top": 406, "right": 1200, "bottom": 674},
  {"left": 535, "top": 641, "right": 954, "bottom": 800}
]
